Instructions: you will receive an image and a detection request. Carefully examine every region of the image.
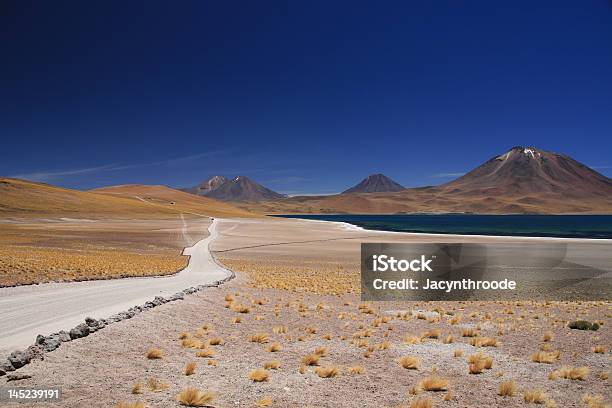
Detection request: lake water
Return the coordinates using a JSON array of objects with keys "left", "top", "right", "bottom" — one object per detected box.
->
[{"left": 273, "top": 214, "right": 612, "bottom": 239}]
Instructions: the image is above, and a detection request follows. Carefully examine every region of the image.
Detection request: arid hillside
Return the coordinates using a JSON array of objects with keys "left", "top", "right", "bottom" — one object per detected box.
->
[{"left": 0, "top": 178, "right": 257, "bottom": 219}]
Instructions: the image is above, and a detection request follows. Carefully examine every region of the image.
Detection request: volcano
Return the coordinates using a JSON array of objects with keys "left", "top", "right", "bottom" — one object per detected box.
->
[
  {"left": 342, "top": 174, "right": 405, "bottom": 194},
  {"left": 184, "top": 176, "right": 285, "bottom": 202},
  {"left": 441, "top": 146, "right": 612, "bottom": 197}
]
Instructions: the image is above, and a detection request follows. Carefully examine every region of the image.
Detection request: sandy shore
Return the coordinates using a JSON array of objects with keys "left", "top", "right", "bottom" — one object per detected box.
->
[{"left": 1, "top": 217, "right": 610, "bottom": 407}]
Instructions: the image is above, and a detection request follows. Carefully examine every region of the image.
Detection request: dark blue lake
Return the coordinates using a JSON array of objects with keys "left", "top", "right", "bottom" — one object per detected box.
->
[{"left": 273, "top": 214, "right": 612, "bottom": 239}]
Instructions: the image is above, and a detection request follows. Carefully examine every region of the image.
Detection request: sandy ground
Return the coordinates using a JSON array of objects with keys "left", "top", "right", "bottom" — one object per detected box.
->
[
  {"left": 0, "top": 218, "right": 230, "bottom": 355},
  {"left": 1, "top": 217, "right": 610, "bottom": 407}
]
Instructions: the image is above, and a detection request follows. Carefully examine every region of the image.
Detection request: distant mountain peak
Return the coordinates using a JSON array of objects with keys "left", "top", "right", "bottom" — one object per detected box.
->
[
  {"left": 342, "top": 173, "right": 405, "bottom": 194},
  {"left": 445, "top": 146, "right": 612, "bottom": 196},
  {"left": 183, "top": 175, "right": 284, "bottom": 202}
]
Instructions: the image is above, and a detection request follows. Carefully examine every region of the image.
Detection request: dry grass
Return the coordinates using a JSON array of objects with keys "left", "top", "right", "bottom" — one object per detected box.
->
[
  {"left": 582, "top": 394, "right": 608, "bottom": 408},
  {"left": 249, "top": 333, "right": 270, "bottom": 343},
  {"left": 268, "top": 342, "right": 282, "bottom": 352},
  {"left": 263, "top": 360, "right": 281, "bottom": 370},
  {"left": 542, "top": 331, "right": 554, "bottom": 342},
  {"left": 348, "top": 365, "right": 365, "bottom": 375},
  {"left": 530, "top": 351, "right": 560, "bottom": 364},
  {"left": 131, "top": 382, "right": 143, "bottom": 394},
  {"left": 409, "top": 397, "right": 433, "bottom": 408},
  {"left": 549, "top": 366, "right": 589, "bottom": 380},
  {"left": 420, "top": 375, "right": 449, "bottom": 391},
  {"left": 255, "top": 396, "right": 273, "bottom": 407},
  {"left": 524, "top": 388, "right": 547, "bottom": 404},
  {"left": 421, "top": 329, "right": 441, "bottom": 339},
  {"left": 314, "top": 366, "right": 340, "bottom": 378},
  {"left": 315, "top": 346, "right": 329, "bottom": 356},
  {"left": 592, "top": 345, "right": 607, "bottom": 354},
  {"left": 196, "top": 348, "right": 215, "bottom": 358},
  {"left": 453, "top": 349, "right": 464, "bottom": 358},
  {"left": 145, "top": 348, "right": 164, "bottom": 359},
  {"left": 461, "top": 328, "right": 479, "bottom": 337},
  {"left": 184, "top": 361, "right": 197, "bottom": 376},
  {"left": 302, "top": 354, "right": 321, "bottom": 366},
  {"left": 231, "top": 304, "right": 252, "bottom": 313},
  {"left": 498, "top": 380, "right": 517, "bottom": 396},
  {"left": 176, "top": 387, "right": 216, "bottom": 407},
  {"left": 469, "top": 337, "right": 499, "bottom": 347},
  {"left": 399, "top": 356, "right": 421, "bottom": 370},
  {"left": 146, "top": 378, "right": 170, "bottom": 392},
  {"left": 249, "top": 368, "right": 270, "bottom": 382},
  {"left": 207, "top": 337, "right": 224, "bottom": 346}
]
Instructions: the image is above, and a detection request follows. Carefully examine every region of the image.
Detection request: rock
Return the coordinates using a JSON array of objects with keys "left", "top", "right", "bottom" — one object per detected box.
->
[
  {"left": 8, "top": 351, "right": 28, "bottom": 369},
  {"left": 1, "top": 359, "right": 15, "bottom": 375},
  {"left": 58, "top": 331, "right": 71, "bottom": 342},
  {"left": 6, "top": 373, "right": 32, "bottom": 381},
  {"left": 69, "top": 323, "right": 90, "bottom": 339},
  {"left": 25, "top": 345, "right": 44, "bottom": 362}
]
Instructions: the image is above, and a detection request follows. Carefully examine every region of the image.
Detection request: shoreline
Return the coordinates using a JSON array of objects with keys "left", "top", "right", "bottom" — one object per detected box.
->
[{"left": 281, "top": 216, "right": 612, "bottom": 242}]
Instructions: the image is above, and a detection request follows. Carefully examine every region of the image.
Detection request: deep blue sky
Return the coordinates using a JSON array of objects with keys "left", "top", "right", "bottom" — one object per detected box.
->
[{"left": 1, "top": 1, "right": 611, "bottom": 195}]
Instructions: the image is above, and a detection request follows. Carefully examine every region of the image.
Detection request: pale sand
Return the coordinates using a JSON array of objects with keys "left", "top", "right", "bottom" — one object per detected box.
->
[{"left": 2, "top": 217, "right": 610, "bottom": 407}]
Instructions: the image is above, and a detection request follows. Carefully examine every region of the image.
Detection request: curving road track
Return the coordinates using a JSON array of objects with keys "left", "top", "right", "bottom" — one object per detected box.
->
[{"left": 0, "top": 218, "right": 231, "bottom": 355}]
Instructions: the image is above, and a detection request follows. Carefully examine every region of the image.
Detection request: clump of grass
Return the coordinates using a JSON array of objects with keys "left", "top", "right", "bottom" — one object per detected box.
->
[
  {"left": 469, "top": 337, "right": 499, "bottom": 347},
  {"left": 399, "top": 356, "right": 421, "bottom": 370},
  {"left": 420, "top": 374, "right": 449, "bottom": 391},
  {"left": 549, "top": 366, "right": 589, "bottom": 380},
  {"left": 196, "top": 348, "right": 215, "bottom": 358},
  {"left": 131, "top": 382, "right": 143, "bottom": 394},
  {"left": 348, "top": 365, "right": 365, "bottom": 374},
  {"left": 145, "top": 348, "right": 163, "bottom": 359},
  {"left": 542, "top": 331, "right": 554, "bottom": 342},
  {"left": 530, "top": 351, "right": 560, "bottom": 364},
  {"left": 315, "top": 366, "right": 340, "bottom": 378},
  {"left": 453, "top": 349, "right": 464, "bottom": 358},
  {"left": 461, "top": 328, "right": 479, "bottom": 337},
  {"left": 179, "top": 332, "right": 191, "bottom": 340},
  {"left": 268, "top": 342, "right": 282, "bottom": 352},
  {"left": 263, "top": 360, "right": 281, "bottom": 370},
  {"left": 404, "top": 335, "right": 420, "bottom": 344},
  {"left": 255, "top": 396, "right": 273, "bottom": 407},
  {"left": 421, "top": 328, "right": 441, "bottom": 339},
  {"left": 273, "top": 326, "right": 287, "bottom": 334},
  {"left": 249, "top": 368, "right": 270, "bottom": 382},
  {"left": 232, "top": 316, "right": 242, "bottom": 324},
  {"left": 378, "top": 340, "right": 392, "bottom": 350},
  {"left": 582, "top": 394, "right": 607, "bottom": 408},
  {"left": 231, "top": 304, "right": 251, "bottom": 313},
  {"left": 443, "top": 335, "right": 454, "bottom": 344},
  {"left": 176, "top": 387, "right": 216, "bottom": 407},
  {"left": 184, "top": 361, "right": 197, "bottom": 376},
  {"left": 498, "top": 380, "right": 517, "bottom": 396},
  {"left": 315, "top": 346, "right": 329, "bottom": 356},
  {"left": 250, "top": 333, "right": 270, "bottom": 343},
  {"left": 207, "top": 359, "right": 217, "bottom": 366},
  {"left": 524, "top": 389, "right": 547, "bottom": 404},
  {"left": 409, "top": 397, "right": 433, "bottom": 408},
  {"left": 208, "top": 337, "right": 224, "bottom": 346},
  {"left": 468, "top": 353, "right": 493, "bottom": 374},
  {"left": 147, "top": 378, "right": 170, "bottom": 392},
  {"left": 182, "top": 338, "right": 203, "bottom": 349},
  {"left": 568, "top": 320, "right": 599, "bottom": 331},
  {"left": 301, "top": 354, "right": 321, "bottom": 366},
  {"left": 593, "top": 345, "right": 607, "bottom": 354}
]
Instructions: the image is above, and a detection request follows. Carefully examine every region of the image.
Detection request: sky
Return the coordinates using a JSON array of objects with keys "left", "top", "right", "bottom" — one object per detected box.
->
[{"left": 1, "top": 1, "right": 611, "bottom": 195}]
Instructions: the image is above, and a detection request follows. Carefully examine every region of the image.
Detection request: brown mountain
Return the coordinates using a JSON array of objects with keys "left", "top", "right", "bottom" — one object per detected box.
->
[
  {"left": 0, "top": 177, "right": 256, "bottom": 218},
  {"left": 442, "top": 146, "right": 612, "bottom": 197},
  {"left": 184, "top": 176, "right": 285, "bottom": 202},
  {"left": 342, "top": 174, "right": 405, "bottom": 194},
  {"left": 239, "top": 147, "right": 612, "bottom": 214},
  {"left": 182, "top": 176, "right": 228, "bottom": 196}
]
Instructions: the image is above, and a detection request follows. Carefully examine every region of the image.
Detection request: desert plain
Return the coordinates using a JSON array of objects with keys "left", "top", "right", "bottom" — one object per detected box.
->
[{"left": 1, "top": 216, "right": 609, "bottom": 408}]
